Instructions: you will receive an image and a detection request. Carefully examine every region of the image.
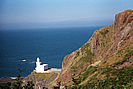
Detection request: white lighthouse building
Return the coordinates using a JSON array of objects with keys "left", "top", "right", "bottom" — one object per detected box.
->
[{"left": 35, "top": 57, "right": 48, "bottom": 73}]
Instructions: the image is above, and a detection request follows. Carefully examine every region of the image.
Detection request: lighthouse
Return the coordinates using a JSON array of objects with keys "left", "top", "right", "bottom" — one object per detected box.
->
[
  {"left": 35, "top": 57, "right": 48, "bottom": 73},
  {"left": 36, "top": 57, "right": 41, "bottom": 67}
]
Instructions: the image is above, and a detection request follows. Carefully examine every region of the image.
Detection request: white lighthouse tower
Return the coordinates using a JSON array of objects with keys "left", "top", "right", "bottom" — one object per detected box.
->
[
  {"left": 35, "top": 57, "right": 48, "bottom": 73},
  {"left": 36, "top": 57, "right": 41, "bottom": 67}
]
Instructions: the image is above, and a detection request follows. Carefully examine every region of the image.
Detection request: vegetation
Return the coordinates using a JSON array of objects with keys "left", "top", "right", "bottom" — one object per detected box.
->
[
  {"left": 71, "top": 76, "right": 82, "bottom": 89},
  {"left": 0, "top": 69, "right": 34, "bottom": 89},
  {"left": 23, "top": 81, "right": 34, "bottom": 89},
  {"left": 81, "top": 43, "right": 90, "bottom": 52},
  {"left": 114, "top": 49, "right": 133, "bottom": 66},
  {"left": 74, "top": 51, "right": 80, "bottom": 59},
  {"left": 12, "top": 69, "right": 23, "bottom": 89},
  {"left": 68, "top": 66, "right": 133, "bottom": 89},
  {"left": 71, "top": 49, "right": 94, "bottom": 71},
  {"left": 81, "top": 49, "right": 94, "bottom": 63},
  {"left": 0, "top": 82, "right": 11, "bottom": 89},
  {"left": 81, "top": 66, "right": 97, "bottom": 80},
  {"left": 34, "top": 72, "right": 56, "bottom": 80},
  {"left": 123, "top": 50, "right": 133, "bottom": 61},
  {"left": 99, "top": 29, "right": 109, "bottom": 37},
  {"left": 96, "top": 66, "right": 133, "bottom": 88}
]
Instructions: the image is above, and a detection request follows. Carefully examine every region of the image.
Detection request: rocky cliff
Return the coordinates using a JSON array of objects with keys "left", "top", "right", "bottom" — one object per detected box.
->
[{"left": 58, "top": 10, "right": 133, "bottom": 88}]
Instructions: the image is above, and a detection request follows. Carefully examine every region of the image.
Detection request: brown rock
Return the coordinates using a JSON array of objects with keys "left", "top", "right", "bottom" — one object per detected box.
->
[{"left": 114, "top": 10, "right": 133, "bottom": 32}]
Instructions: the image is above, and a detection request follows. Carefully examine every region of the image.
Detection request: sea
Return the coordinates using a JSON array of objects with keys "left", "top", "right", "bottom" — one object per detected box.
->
[{"left": 0, "top": 26, "right": 102, "bottom": 78}]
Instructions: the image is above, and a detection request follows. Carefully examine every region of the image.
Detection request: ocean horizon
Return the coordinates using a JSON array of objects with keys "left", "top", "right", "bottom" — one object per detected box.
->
[{"left": 0, "top": 26, "right": 102, "bottom": 78}]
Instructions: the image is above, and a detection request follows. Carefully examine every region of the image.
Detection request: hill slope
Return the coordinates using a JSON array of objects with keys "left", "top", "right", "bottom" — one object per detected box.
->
[{"left": 58, "top": 10, "right": 133, "bottom": 88}]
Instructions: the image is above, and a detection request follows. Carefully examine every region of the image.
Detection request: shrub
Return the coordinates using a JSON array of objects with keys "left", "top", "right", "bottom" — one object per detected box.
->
[
  {"left": 123, "top": 50, "right": 133, "bottom": 60},
  {"left": 82, "top": 66, "right": 97, "bottom": 80},
  {"left": 74, "top": 51, "right": 80, "bottom": 59},
  {"left": 81, "top": 43, "right": 90, "bottom": 52},
  {"left": 100, "top": 30, "right": 109, "bottom": 37}
]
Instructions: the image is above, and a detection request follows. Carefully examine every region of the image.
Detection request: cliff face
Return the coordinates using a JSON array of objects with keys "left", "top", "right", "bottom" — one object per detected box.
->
[{"left": 58, "top": 10, "right": 133, "bottom": 88}]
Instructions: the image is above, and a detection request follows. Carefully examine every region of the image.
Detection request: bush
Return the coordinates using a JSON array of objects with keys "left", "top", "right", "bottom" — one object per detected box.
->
[
  {"left": 83, "top": 49, "right": 94, "bottom": 62},
  {"left": 98, "top": 66, "right": 133, "bottom": 88},
  {"left": 81, "top": 43, "right": 90, "bottom": 52},
  {"left": 74, "top": 51, "right": 80, "bottom": 59},
  {"left": 82, "top": 66, "right": 97, "bottom": 80},
  {"left": 100, "top": 30, "right": 109, "bottom": 37},
  {"left": 123, "top": 50, "right": 133, "bottom": 60}
]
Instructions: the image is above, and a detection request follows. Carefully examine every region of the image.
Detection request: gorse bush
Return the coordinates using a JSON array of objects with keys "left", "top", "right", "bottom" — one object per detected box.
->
[
  {"left": 74, "top": 51, "right": 80, "bottom": 59},
  {"left": 99, "top": 29, "right": 109, "bottom": 37},
  {"left": 81, "top": 43, "right": 90, "bottom": 52},
  {"left": 123, "top": 50, "right": 133, "bottom": 61},
  {"left": 81, "top": 66, "right": 97, "bottom": 80}
]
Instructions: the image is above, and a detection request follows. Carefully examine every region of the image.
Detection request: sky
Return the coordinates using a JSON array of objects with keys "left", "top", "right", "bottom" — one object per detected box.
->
[{"left": 0, "top": 0, "right": 133, "bottom": 29}]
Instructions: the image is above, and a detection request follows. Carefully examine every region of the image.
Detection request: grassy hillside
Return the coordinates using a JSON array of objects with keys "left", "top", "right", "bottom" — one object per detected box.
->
[
  {"left": 24, "top": 71, "right": 60, "bottom": 89},
  {"left": 58, "top": 10, "right": 133, "bottom": 89}
]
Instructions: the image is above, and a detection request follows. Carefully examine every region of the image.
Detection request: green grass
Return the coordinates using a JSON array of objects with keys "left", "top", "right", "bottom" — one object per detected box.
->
[
  {"left": 34, "top": 72, "right": 56, "bottom": 80},
  {"left": 77, "top": 66, "right": 133, "bottom": 89},
  {"left": 79, "top": 65, "right": 83, "bottom": 69},
  {"left": 74, "top": 51, "right": 80, "bottom": 59},
  {"left": 27, "top": 71, "right": 56, "bottom": 81},
  {"left": 117, "top": 49, "right": 122, "bottom": 54},
  {"left": 123, "top": 50, "right": 133, "bottom": 60},
  {"left": 81, "top": 66, "right": 97, "bottom": 80},
  {"left": 81, "top": 43, "right": 90, "bottom": 52},
  {"left": 99, "top": 29, "right": 109, "bottom": 37},
  {"left": 82, "top": 49, "right": 94, "bottom": 62}
]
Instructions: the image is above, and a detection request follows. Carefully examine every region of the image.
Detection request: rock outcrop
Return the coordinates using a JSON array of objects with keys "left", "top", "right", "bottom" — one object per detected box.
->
[{"left": 114, "top": 10, "right": 133, "bottom": 32}]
